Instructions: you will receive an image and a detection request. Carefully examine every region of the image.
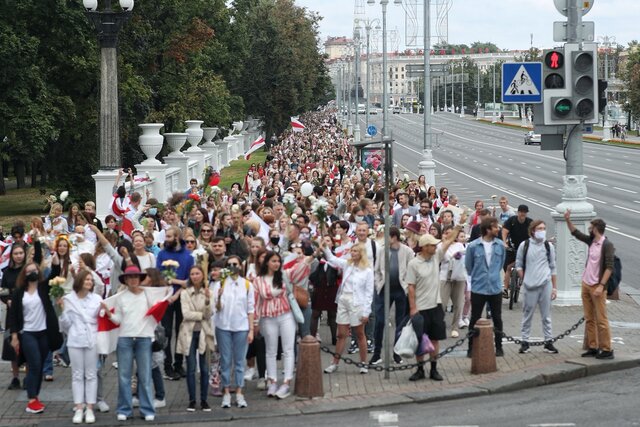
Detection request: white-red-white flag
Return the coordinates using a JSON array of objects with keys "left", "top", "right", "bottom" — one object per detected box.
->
[
  {"left": 243, "top": 136, "right": 265, "bottom": 160},
  {"left": 290, "top": 117, "right": 305, "bottom": 132}
]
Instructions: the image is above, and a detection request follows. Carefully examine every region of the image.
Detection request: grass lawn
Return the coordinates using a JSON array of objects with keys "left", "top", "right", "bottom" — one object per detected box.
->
[
  {"left": 0, "top": 188, "right": 46, "bottom": 230},
  {"left": 219, "top": 150, "right": 268, "bottom": 189}
]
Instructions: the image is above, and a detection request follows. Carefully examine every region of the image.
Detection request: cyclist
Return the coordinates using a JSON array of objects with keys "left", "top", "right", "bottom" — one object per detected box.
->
[
  {"left": 501, "top": 205, "right": 532, "bottom": 298},
  {"left": 515, "top": 220, "right": 558, "bottom": 354}
]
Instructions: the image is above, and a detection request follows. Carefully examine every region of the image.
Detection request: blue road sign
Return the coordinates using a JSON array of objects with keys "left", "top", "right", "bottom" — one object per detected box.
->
[
  {"left": 502, "top": 62, "right": 543, "bottom": 104},
  {"left": 367, "top": 125, "right": 377, "bottom": 136}
]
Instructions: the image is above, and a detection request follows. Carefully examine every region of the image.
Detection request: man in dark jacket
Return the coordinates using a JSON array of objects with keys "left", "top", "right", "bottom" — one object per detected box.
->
[{"left": 564, "top": 210, "right": 615, "bottom": 359}]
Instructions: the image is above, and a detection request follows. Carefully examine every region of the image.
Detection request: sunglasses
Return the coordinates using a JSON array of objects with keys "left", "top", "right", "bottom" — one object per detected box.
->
[
  {"left": 201, "top": 229, "right": 212, "bottom": 233},
  {"left": 185, "top": 240, "right": 196, "bottom": 244},
  {"left": 227, "top": 262, "right": 240, "bottom": 267}
]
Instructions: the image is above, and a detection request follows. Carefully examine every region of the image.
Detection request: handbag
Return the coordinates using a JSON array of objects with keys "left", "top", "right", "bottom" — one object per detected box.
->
[
  {"left": 394, "top": 320, "right": 418, "bottom": 358},
  {"left": 283, "top": 274, "right": 305, "bottom": 324},
  {"left": 294, "top": 285, "right": 309, "bottom": 309}
]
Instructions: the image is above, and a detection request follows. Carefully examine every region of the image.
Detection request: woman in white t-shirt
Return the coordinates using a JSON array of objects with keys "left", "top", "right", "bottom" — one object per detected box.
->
[
  {"left": 132, "top": 232, "right": 156, "bottom": 271},
  {"left": 438, "top": 226, "right": 467, "bottom": 338}
]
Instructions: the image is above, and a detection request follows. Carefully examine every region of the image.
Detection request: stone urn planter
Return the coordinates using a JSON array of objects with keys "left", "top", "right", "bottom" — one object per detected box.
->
[
  {"left": 164, "top": 133, "right": 188, "bottom": 157},
  {"left": 138, "top": 123, "right": 164, "bottom": 165},
  {"left": 185, "top": 120, "right": 204, "bottom": 151},
  {"left": 201, "top": 127, "right": 218, "bottom": 148}
]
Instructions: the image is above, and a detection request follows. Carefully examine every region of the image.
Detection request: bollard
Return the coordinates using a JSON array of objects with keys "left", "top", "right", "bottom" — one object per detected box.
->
[
  {"left": 294, "top": 335, "right": 324, "bottom": 398},
  {"left": 471, "top": 318, "right": 497, "bottom": 375}
]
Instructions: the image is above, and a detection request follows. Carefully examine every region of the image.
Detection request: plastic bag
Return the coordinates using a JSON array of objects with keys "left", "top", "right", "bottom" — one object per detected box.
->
[
  {"left": 416, "top": 333, "right": 435, "bottom": 356},
  {"left": 394, "top": 320, "right": 418, "bottom": 358}
]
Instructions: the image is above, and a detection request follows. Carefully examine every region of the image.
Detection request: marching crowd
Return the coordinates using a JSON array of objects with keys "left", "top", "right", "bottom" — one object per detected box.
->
[{"left": 0, "top": 109, "right": 616, "bottom": 423}]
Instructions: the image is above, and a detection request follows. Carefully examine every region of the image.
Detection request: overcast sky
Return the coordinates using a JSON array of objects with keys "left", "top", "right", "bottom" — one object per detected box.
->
[{"left": 295, "top": 0, "right": 637, "bottom": 51}]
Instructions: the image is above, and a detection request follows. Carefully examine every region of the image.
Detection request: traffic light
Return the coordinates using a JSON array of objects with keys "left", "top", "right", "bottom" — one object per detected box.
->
[
  {"left": 598, "top": 79, "right": 608, "bottom": 115},
  {"left": 543, "top": 43, "right": 599, "bottom": 125}
]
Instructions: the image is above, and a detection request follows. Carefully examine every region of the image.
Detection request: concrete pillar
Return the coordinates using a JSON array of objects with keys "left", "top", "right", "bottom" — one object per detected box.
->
[
  {"left": 163, "top": 155, "right": 190, "bottom": 192},
  {"left": 294, "top": 336, "right": 324, "bottom": 398},
  {"left": 99, "top": 47, "right": 120, "bottom": 170},
  {"left": 217, "top": 139, "right": 230, "bottom": 167},
  {"left": 418, "top": 149, "right": 436, "bottom": 188},
  {"left": 470, "top": 318, "right": 497, "bottom": 374},
  {"left": 92, "top": 169, "right": 119, "bottom": 220},
  {"left": 186, "top": 148, "right": 206, "bottom": 179},
  {"left": 135, "top": 163, "right": 169, "bottom": 202}
]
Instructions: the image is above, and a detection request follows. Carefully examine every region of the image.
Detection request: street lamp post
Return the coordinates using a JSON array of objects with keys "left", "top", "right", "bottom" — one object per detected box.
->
[
  {"left": 476, "top": 63, "right": 481, "bottom": 120},
  {"left": 417, "top": 0, "right": 436, "bottom": 186},
  {"left": 354, "top": 23, "right": 362, "bottom": 143},
  {"left": 599, "top": 35, "right": 615, "bottom": 141},
  {"left": 364, "top": 19, "right": 381, "bottom": 130},
  {"left": 460, "top": 61, "right": 465, "bottom": 118},
  {"left": 451, "top": 63, "right": 454, "bottom": 113},
  {"left": 84, "top": 0, "right": 133, "bottom": 171},
  {"left": 492, "top": 63, "right": 498, "bottom": 123}
]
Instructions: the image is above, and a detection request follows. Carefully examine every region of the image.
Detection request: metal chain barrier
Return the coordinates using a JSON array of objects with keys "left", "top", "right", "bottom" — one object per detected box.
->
[
  {"left": 319, "top": 330, "right": 474, "bottom": 372},
  {"left": 499, "top": 317, "right": 585, "bottom": 346},
  {"left": 318, "top": 317, "right": 585, "bottom": 371}
]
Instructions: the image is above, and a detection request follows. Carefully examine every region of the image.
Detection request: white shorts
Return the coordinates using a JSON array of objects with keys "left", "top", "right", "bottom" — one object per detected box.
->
[{"left": 336, "top": 292, "right": 364, "bottom": 327}]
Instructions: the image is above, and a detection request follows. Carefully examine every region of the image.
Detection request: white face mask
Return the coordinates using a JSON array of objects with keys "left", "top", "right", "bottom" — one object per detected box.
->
[{"left": 534, "top": 230, "right": 546, "bottom": 241}]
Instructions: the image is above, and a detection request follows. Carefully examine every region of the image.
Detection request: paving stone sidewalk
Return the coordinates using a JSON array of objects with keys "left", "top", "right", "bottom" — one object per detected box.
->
[{"left": 1, "top": 292, "right": 639, "bottom": 426}]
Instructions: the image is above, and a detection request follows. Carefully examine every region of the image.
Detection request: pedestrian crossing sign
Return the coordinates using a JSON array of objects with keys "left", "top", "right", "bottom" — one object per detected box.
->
[{"left": 502, "top": 62, "right": 543, "bottom": 104}]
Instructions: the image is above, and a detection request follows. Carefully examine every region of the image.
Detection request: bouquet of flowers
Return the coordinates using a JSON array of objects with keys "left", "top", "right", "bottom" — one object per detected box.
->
[
  {"left": 311, "top": 198, "right": 329, "bottom": 234},
  {"left": 49, "top": 276, "right": 66, "bottom": 299},
  {"left": 161, "top": 260, "right": 180, "bottom": 282},
  {"left": 282, "top": 193, "right": 297, "bottom": 217}
]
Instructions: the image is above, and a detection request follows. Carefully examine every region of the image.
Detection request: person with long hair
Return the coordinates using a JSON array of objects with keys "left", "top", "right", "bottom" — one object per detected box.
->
[
  {"left": 253, "top": 251, "right": 308, "bottom": 399},
  {"left": 197, "top": 223, "right": 215, "bottom": 251},
  {"left": 100, "top": 266, "right": 156, "bottom": 422},
  {"left": 59, "top": 270, "right": 102, "bottom": 424},
  {"left": 213, "top": 256, "right": 254, "bottom": 408},
  {"left": 44, "top": 202, "right": 69, "bottom": 235},
  {"left": 67, "top": 203, "right": 82, "bottom": 233},
  {"left": 321, "top": 242, "right": 374, "bottom": 375},
  {"left": 6, "top": 256, "right": 63, "bottom": 414},
  {"left": 242, "top": 249, "right": 267, "bottom": 390},
  {"left": 132, "top": 232, "right": 156, "bottom": 271},
  {"left": 90, "top": 225, "right": 138, "bottom": 295},
  {"left": 176, "top": 265, "right": 214, "bottom": 412},
  {"left": 1, "top": 242, "right": 27, "bottom": 390}
]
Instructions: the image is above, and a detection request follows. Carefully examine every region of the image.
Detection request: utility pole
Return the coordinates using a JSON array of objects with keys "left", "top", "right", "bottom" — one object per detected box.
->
[
  {"left": 417, "top": 0, "right": 436, "bottom": 186},
  {"left": 476, "top": 63, "right": 481, "bottom": 120},
  {"left": 492, "top": 63, "right": 497, "bottom": 122},
  {"left": 354, "top": 23, "right": 362, "bottom": 143},
  {"left": 460, "top": 61, "right": 465, "bottom": 117},
  {"left": 451, "top": 63, "right": 454, "bottom": 113},
  {"left": 599, "top": 35, "right": 614, "bottom": 141}
]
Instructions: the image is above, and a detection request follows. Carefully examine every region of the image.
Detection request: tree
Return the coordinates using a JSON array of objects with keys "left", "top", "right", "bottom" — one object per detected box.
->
[{"left": 622, "top": 41, "right": 640, "bottom": 129}]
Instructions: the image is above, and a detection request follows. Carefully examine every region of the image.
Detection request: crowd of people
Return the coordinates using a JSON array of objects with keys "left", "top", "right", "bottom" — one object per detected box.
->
[{"left": 0, "top": 108, "right": 616, "bottom": 423}]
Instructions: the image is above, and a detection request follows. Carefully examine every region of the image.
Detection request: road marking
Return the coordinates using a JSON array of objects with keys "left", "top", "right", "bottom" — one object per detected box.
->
[
  {"left": 551, "top": 170, "right": 558, "bottom": 174},
  {"left": 520, "top": 176, "right": 534, "bottom": 182},
  {"left": 528, "top": 424, "right": 576, "bottom": 427},
  {"left": 537, "top": 182, "right": 554, "bottom": 188},
  {"left": 508, "top": 172, "right": 514, "bottom": 175},
  {"left": 614, "top": 205, "right": 640, "bottom": 214},
  {"left": 535, "top": 165, "right": 541, "bottom": 169},
  {"left": 494, "top": 167, "right": 501, "bottom": 171},
  {"left": 634, "top": 201, "right": 640, "bottom": 204},
  {"left": 393, "top": 140, "right": 640, "bottom": 243},
  {"left": 587, "top": 197, "right": 606, "bottom": 204},
  {"left": 613, "top": 186, "right": 638, "bottom": 194},
  {"left": 588, "top": 180, "right": 608, "bottom": 187},
  {"left": 520, "top": 162, "right": 527, "bottom": 165}
]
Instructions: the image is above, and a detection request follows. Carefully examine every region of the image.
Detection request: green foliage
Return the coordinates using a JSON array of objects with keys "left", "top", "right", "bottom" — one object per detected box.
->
[{"left": 622, "top": 41, "right": 640, "bottom": 123}]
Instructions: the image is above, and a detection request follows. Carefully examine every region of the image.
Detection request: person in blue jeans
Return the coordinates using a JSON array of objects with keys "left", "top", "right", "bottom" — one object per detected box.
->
[
  {"left": 370, "top": 226, "right": 413, "bottom": 365},
  {"left": 101, "top": 266, "right": 156, "bottom": 422},
  {"left": 212, "top": 256, "right": 255, "bottom": 409}
]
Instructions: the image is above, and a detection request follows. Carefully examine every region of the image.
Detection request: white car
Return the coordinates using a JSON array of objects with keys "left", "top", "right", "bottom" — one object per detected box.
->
[{"left": 524, "top": 131, "right": 541, "bottom": 145}]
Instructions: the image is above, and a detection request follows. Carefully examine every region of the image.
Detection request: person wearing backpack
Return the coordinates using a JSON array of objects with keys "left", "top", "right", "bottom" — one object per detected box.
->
[
  {"left": 515, "top": 220, "right": 558, "bottom": 355},
  {"left": 564, "top": 210, "right": 615, "bottom": 360}
]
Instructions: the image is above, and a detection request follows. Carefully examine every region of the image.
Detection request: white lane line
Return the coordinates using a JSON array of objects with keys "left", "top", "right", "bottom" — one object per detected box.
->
[
  {"left": 613, "top": 186, "right": 638, "bottom": 194},
  {"left": 539, "top": 201, "right": 551, "bottom": 207},
  {"left": 535, "top": 166, "right": 541, "bottom": 169},
  {"left": 494, "top": 167, "right": 501, "bottom": 171},
  {"left": 508, "top": 172, "right": 514, "bottom": 175},
  {"left": 614, "top": 205, "right": 640, "bottom": 214},
  {"left": 551, "top": 170, "right": 558, "bottom": 174},
  {"left": 588, "top": 180, "right": 608, "bottom": 187},
  {"left": 634, "top": 201, "right": 640, "bottom": 204},
  {"left": 528, "top": 424, "right": 576, "bottom": 427},
  {"left": 520, "top": 176, "right": 534, "bottom": 182},
  {"left": 608, "top": 225, "right": 620, "bottom": 230},
  {"left": 520, "top": 162, "right": 527, "bottom": 165},
  {"left": 537, "top": 182, "right": 554, "bottom": 188},
  {"left": 587, "top": 197, "right": 606, "bottom": 204}
]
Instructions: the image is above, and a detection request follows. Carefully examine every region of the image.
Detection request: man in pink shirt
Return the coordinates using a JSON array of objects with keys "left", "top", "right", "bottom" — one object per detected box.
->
[{"left": 564, "top": 210, "right": 615, "bottom": 359}]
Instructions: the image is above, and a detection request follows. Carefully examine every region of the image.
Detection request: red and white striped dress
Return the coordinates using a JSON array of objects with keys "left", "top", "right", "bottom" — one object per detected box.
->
[{"left": 253, "top": 261, "right": 310, "bottom": 320}]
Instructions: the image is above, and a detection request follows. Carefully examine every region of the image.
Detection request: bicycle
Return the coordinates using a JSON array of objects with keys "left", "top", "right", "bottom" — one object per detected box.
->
[{"left": 508, "top": 267, "right": 522, "bottom": 310}]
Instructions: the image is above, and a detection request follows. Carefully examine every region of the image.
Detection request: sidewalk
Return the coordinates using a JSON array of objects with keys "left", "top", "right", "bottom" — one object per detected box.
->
[{"left": 1, "top": 291, "right": 639, "bottom": 426}]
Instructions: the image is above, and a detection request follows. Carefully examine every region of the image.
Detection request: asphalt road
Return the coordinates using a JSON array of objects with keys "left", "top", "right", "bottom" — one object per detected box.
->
[
  {"left": 360, "top": 112, "right": 640, "bottom": 291},
  {"left": 160, "top": 367, "right": 640, "bottom": 427}
]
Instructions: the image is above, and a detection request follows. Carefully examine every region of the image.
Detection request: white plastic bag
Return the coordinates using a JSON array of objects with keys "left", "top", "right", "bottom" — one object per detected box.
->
[{"left": 394, "top": 320, "right": 418, "bottom": 358}]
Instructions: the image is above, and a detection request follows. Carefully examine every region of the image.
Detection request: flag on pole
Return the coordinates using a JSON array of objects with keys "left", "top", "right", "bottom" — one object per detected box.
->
[
  {"left": 243, "top": 136, "right": 266, "bottom": 160},
  {"left": 290, "top": 117, "right": 305, "bottom": 132}
]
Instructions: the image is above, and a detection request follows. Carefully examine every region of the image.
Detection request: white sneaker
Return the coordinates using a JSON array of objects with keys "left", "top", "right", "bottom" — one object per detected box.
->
[
  {"left": 144, "top": 415, "right": 155, "bottom": 422},
  {"left": 96, "top": 401, "right": 110, "bottom": 413},
  {"left": 236, "top": 394, "right": 248, "bottom": 408},
  {"left": 153, "top": 398, "right": 166, "bottom": 409},
  {"left": 463, "top": 318, "right": 470, "bottom": 327},
  {"left": 112, "top": 361, "right": 118, "bottom": 369},
  {"left": 324, "top": 363, "right": 339, "bottom": 374},
  {"left": 451, "top": 330, "right": 459, "bottom": 338},
  {"left": 256, "top": 378, "right": 267, "bottom": 390},
  {"left": 458, "top": 319, "right": 466, "bottom": 329},
  {"left": 221, "top": 393, "right": 232, "bottom": 408},
  {"left": 275, "top": 384, "right": 290, "bottom": 399},
  {"left": 84, "top": 408, "right": 95, "bottom": 424},
  {"left": 132, "top": 397, "right": 140, "bottom": 408},
  {"left": 266, "top": 382, "right": 278, "bottom": 397},
  {"left": 243, "top": 367, "right": 257, "bottom": 381},
  {"left": 117, "top": 414, "right": 127, "bottom": 421},
  {"left": 73, "top": 409, "right": 84, "bottom": 424},
  {"left": 359, "top": 366, "right": 369, "bottom": 374}
]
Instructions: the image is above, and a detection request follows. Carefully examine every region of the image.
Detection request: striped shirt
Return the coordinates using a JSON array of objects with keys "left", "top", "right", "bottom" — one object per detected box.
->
[{"left": 253, "top": 261, "right": 309, "bottom": 320}]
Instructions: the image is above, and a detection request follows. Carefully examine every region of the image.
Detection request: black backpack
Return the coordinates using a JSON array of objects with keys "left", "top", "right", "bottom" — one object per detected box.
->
[
  {"left": 152, "top": 323, "right": 168, "bottom": 352},
  {"left": 521, "top": 239, "right": 552, "bottom": 273},
  {"left": 606, "top": 255, "right": 622, "bottom": 296}
]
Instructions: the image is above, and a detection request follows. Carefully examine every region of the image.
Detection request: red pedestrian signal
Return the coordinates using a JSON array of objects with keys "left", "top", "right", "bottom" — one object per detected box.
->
[{"left": 545, "top": 51, "right": 564, "bottom": 70}]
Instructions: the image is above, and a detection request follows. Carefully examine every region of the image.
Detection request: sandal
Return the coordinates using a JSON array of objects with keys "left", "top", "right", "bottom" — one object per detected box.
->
[{"left": 44, "top": 375, "right": 54, "bottom": 382}]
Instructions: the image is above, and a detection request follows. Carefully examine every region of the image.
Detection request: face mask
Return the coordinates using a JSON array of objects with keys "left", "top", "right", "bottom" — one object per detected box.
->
[
  {"left": 227, "top": 264, "right": 239, "bottom": 275},
  {"left": 26, "top": 271, "right": 39, "bottom": 282},
  {"left": 148, "top": 208, "right": 157, "bottom": 216},
  {"left": 270, "top": 237, "right": 280, "bottom": 245},
  {"left": 300, "top": 232, "right": 310, "bottom": 240},
  {"left": 164, "top": 240, "right": 177, "bottom": 250},
  {"left": 355, "top": 215, "right": 364, "bottom": 222},
  {"left": 534, "top": 230, "right": 546, "bottom": 241}
]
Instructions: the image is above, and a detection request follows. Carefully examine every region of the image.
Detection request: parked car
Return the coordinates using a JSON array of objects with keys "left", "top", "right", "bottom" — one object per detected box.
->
[
  {"left": 392, "top": 106, "right": 401, "bottom": 114},
  {"left": 524, "top": 131, "right": 541, "bottom": 145}
]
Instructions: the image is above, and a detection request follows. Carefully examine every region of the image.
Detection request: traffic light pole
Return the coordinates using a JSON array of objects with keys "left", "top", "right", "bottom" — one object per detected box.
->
[{"left": 551, "top": 0, "right": 596, "bottom": 306}]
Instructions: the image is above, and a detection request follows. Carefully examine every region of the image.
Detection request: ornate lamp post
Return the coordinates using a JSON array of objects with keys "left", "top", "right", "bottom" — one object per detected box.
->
[
  {"left": 83, "top": 0, "right": 133, "bottom": 171},
  {"left": 363, "top": 18, "right": 381, "bottom": 130}
]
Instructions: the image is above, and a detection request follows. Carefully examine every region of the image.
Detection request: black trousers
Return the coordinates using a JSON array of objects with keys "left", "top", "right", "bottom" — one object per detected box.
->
[
  {"left": 468, "top": 292, "right": 503, "bottom": 351},
  {"left": 162, "top": 300, "right": 184, "bottom": 370}
]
